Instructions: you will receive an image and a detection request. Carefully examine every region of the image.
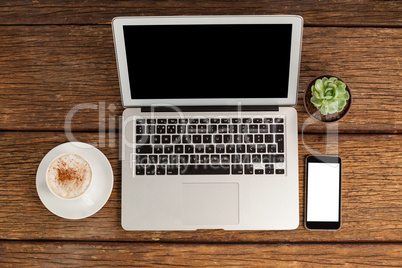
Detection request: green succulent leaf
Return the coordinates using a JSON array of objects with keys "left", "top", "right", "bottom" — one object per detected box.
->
[
  {"left": 309, "top": 77, "right": 349, "bottom": 115},
  {"left": 311, "top": 96, "right": 323, "bottom": 108},
  {"left": 315, "top": 79, "right": 324, "bottom": 92}
]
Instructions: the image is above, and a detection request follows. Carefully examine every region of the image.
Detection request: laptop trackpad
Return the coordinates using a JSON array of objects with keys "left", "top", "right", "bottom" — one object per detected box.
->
[{"left": 182, "top": 183, "right": 239, "bottom": 225}]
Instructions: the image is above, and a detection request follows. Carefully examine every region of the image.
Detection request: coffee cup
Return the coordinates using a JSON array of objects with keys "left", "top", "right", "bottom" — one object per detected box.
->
[{"left": 46, "top": 153, "right": 92, "bottom": 200}]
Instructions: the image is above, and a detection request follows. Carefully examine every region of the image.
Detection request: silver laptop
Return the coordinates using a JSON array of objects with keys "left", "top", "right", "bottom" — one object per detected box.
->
[{"left": 112, "top": 15, "right": 303, "bottom": 230}]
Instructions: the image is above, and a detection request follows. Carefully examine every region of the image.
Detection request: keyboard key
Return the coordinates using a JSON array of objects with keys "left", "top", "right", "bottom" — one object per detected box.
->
[
  {"left": 172, "top": 135, "right": 181, "bottom": 144},
  {"left": 198, "top": 125, "right": 207, "bottom": 133},
  {"left": 231, "top": 155, "right": 241, "bottom": 163},
  {"left": 162, "top": 135, "right": 170, "bottom": 143},
  {"left": 195, "top": 145, "right": 204, "bottom": 153},
  {"left": 180, "top": 165, "right": 230, "bottom": 175},
  {"left": 249, "top": 125, "right": 259, "bottom": 133},
  {"left": 274, "top": 154, "right": 285, "bottom": 163},
  {"left": 276, "top": 134, "right": 285, "bottom": 153},
  {"left": 255, "top": 134, "right": 263, "bottom": 143},
  {"left": 146, "top": 165, "right": 155, "bottom": 175},
  {"left": 221, "top": 155, "right": 230, "bottom": 163},
  {"left": 276, "top": 169, "right": 285, "bottom": 174},
  {"left": 203, "top": 135, "right": 212, "bottom": 143},
  {"left": 136, "top": 125, "right": 145, "bottom": 134},
  {"left": 185, "top": 145, "right": 194, "bottom": 153},
  {"left": 167, "top": 165, "right": 179, "bottom": 175},
  {"left": 244, "top": 135, "right": 253, "bottom": 143},
  {"left": 247, "top": 144, "right": 256, "bottom": 153},
  {"left": 136, "top": 155, "right": 147, "bottom": 165},
  {"left": 214, "top": 135, "right": 223, "bottom": 143},
  {"left": 156, "top": 165, "right": 166, "bottom": 175},
  {"left": 226, "top": 144, "right": 235, "bottom": 153},
  {"left": 257, "top": 144, "right": 266, "bottom": 153},
  {"left": 208, "top": 125, "right": 217, "bottom": 133},
  {"left": 159, "top": 155, "right": 168, "bottom": 164},
  {"left": 175, "top": 145, "right": 184, "bottom": 154},
  {"left": 245, "top": 164, "right": 254, "bottom": 174},
  {"left": 216, "top": 145, "right": 225, "bottom": 154},
  {"left": 148, "top": 155, "right": 158, "bottom": 164},
  {"left": 255, "top": 169, "right": 264, "bottom": 174},
  {"left": 232, "top": 164, "right": 243, "bottom": 174},
  {"left": 275, "top": 118, "right": 284, "bottom": 123},
  {"left": 265, "top": 134, "right": 273, "bottom": 143},
  {"left": 177, "top": 125, "right": 186, "bottom": 133},
  {"left": 218, "top": 125, "right": 228, "bottom": 133},
  {"left": 259, "top": 124, "right": 268, "bottom": 133},
  {"left": 136, "top": 165, "right": 145, "bottom": 175},
  {"left": 193, "top": 135, "right": 202, "bottom": 143},
  {"left": 211, "top": 155, "right": 220, "bottom": 163},
  {"left": 169, "top": 155, "right": 179, "bottom": 164},
  {"left": 205, "top": 145, "right": 215, "bottom": 153},
  {"left": 167, "top": 125, "right": 176, "bottom": 133},
  {"left": 136, "top": 145, "right": 152, "bottom": 154},
  {"left": 179, "top": 155, "right": 189, "bottom": 164},
  {"left": 157, "top": 119, "right": 166, "bottom": 124},
  {"left": 152, "top": 135, "right": 161, "bottom": 144},
  {"left": 164, "top": 145, "right": 173, "bottom": 154},
  {"left": 234, "top": 135, "right": 243, "bottom": 143},
  {"left": 188, "top": 125, "right": 197, "bottom": 133},
  {"left": 252, "top": 154, "right": 261, "bottom": 163},
  {"left": 136, "top": 135, "right": 150, "bottom": 144},
  {"left": 157, "top": 125, "right": 166, "bottom": 134},
  {"left": 147, "top": 125, "right": 156, "bottom": 134},
  {"left": 264, "top": 118, "right": 273, "bottom": 123},
  {"left": 224, "top": 135, "right": 232, "bottom": 143},
  {"left": 265, "top": 164, "right": 274, "bottom": 174},
  {"left": 242, "top": 154, "right": 251, "bottom": 163},
  {"left": 270, "top": 124, "right": 284, "bottom": 133},
  {"left": 236, "top": 144, "right": 245, "bottom": 153},
  {"left": 268, "top": 144, "right": 277, "bottom": 153}
]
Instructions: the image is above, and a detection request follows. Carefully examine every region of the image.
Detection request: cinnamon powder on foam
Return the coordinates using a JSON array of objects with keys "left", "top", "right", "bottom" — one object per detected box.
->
[
  {"left": 56, "top": 160, "right": 85, "bottom": 185},
  {"left": 48, "top": 154, "right": 91, "bottom": 198}
]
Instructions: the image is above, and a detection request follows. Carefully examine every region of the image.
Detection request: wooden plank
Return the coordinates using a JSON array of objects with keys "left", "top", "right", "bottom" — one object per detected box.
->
[
  {"left": 0, "top": 132, "right": 400, "bottom": 242},
  {"left": 0, "top": 241, "right": 401, "bottom": 267},
  {"left": 0, "top": 26, "right": 401, "bottom": 133},
  {"left": 0, "top": 0, "right": 401, "bottom": 27}
]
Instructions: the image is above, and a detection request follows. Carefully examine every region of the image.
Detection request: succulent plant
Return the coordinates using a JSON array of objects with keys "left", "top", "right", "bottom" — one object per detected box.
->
[{"left": 310, "top": 77, "right": 350, "bottom": 115}]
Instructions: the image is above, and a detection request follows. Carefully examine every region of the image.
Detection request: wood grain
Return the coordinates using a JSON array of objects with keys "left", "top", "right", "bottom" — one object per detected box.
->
[
  {"left": 0, "top": 0, "right": 401, "bottom": 27},
  {"left": 0, "top": 26, "right": 401, "bottom": 133},
  {"left": 0, "top": 241, "right": 401, "bottom": 267},
  {"left": 0, "top": 132, "right": 400, "bottom": 242}
]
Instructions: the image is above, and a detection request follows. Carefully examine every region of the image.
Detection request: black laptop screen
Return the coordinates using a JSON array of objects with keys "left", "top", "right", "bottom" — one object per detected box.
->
[{"left": 123, "top": 24, "right": 292, "bottom": 99}]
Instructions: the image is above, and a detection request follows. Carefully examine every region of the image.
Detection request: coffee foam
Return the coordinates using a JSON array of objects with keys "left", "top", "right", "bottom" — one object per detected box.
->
[{"left": 46, "top": 153, "right": 92, "bottom": 199}]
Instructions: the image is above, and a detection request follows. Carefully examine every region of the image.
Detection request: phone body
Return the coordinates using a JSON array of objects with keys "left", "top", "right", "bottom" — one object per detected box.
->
[{"left": 305, "top": 155, "right": 342, "bottom": 230}]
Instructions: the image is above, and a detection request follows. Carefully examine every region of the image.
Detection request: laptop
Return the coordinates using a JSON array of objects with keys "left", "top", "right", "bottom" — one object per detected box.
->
[{"left": 112, "top": 15, "right": 303, "bottom": 230}]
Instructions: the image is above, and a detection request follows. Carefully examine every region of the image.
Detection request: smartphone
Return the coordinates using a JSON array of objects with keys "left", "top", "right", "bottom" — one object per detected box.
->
[{"left": 305, "top": 155, "right": 342, "bottom": 230}]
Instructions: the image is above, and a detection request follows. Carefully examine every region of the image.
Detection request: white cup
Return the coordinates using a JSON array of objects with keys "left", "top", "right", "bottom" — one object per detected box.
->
[{"left": 46, "top": 153, "right": 92, "bottom": 200}]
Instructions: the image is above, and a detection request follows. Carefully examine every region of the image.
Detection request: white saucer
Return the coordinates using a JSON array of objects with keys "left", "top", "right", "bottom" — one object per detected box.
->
[{"left": 36, "top": 142, "right": 114, "bottom": 219}]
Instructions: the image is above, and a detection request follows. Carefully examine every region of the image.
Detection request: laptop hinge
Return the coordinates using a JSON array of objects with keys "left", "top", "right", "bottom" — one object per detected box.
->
[{"left": 141, "top": 105, "right": 279, "bottom": 113}]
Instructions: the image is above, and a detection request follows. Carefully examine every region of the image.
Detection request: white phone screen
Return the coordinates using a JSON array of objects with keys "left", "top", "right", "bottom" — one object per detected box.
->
[{"left": 307, "top": 162, "right": 340, "bottom": 222}]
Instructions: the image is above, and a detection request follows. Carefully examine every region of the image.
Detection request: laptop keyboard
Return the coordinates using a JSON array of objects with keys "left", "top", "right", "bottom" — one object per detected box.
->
[{"left": 134, "top": 116, "right": 286, "bottom": 176}]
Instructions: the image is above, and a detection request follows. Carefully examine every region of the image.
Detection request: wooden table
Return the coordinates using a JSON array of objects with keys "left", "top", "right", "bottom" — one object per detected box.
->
[{"left": 1, "top": 1, "right": 401, "bottom": 266}]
